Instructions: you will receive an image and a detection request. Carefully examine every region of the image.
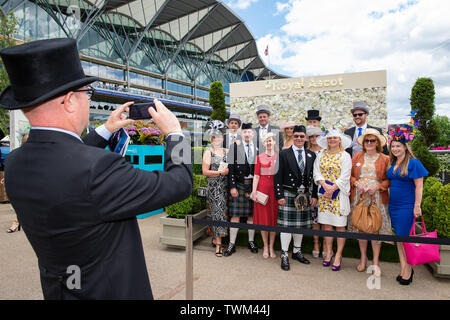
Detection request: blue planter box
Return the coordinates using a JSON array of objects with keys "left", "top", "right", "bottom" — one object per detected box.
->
[{"left": 125, "top": 145, "right": 165, "bottom": 219}]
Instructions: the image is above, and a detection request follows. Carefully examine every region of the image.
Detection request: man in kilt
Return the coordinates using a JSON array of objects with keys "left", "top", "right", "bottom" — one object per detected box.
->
[
  {"left": 275, "top": 125, "right": 318, "bottom": 270},
  {"left": 224, "top": 123, "right": 259, "bottom": 256}
]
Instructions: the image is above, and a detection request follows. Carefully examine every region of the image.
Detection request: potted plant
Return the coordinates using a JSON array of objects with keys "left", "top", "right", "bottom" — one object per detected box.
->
[
  {"left": 160, "top": 173, "right": 208, "bottom": 248},
  {"left": 421, "top": 177, "right": 450, "bottom": 278},
  {"left": 124, "top": 121, "right": 166, "bottom": 218}
]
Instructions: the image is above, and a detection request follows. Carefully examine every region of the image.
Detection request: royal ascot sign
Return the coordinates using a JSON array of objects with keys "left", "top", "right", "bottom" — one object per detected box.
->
[
  {"left": 264, "top": 76, "right": 344, "bottom": 92},
  {"left": 230, "top": 70, "right": 388, "bottom": 130}
]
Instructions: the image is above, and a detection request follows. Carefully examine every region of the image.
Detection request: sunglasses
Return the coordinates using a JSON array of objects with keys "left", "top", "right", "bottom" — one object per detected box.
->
[
  {"left": 353, "top": 112, "right": 366, "bottom": 118},
  {"left": 364, "top": 139, "right": 377, "bottom": 143},
  {"left": 60, "top": 86, "right": 95, "bottom": 104},
  {"left": 293, "top": 134, "right": 306, "bottom": 139}
]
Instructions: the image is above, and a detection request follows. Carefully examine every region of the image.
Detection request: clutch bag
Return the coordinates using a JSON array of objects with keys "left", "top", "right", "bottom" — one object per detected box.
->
[
  {"left": 256, "top": 191, "right": 268, "bottom": 205},
  {"left": 318, "top": 180, "right": 339, "bottom": 199}
]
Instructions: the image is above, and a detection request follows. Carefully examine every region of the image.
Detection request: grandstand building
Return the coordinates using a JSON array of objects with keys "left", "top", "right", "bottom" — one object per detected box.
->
[{"left": 1, "top": 0, "right": 283, "bottom": 133}]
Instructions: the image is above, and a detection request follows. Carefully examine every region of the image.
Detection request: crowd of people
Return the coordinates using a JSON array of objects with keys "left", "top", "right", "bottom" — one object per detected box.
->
[{"left": 202, "top": 101, "right": 428, "bottom": 286}]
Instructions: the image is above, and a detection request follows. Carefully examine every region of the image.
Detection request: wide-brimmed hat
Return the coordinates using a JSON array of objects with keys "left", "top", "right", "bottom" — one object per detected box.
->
[
  {"left": 356, "top": 128, "right": 387, "bottom": 147},
  {"left": 280, "top": 120, "right": 297, "bottom": 130},
  {"left": 0, "top": 38, "right": 98, "bottom": 110},
  {"left": 306, "top": 126, "right": 322, "bottom": 137},
  {"left": 256, "top": 104, "right": 271, "bottom": 116},
  {"left": 350, "top": 101, "right": 370, "bottom": 115},
  {"left": 305, "top": 110, "right": 321, "bottom": 121},
  {"left": 317, "top": 128, "right": 352, "bottom": 150}
]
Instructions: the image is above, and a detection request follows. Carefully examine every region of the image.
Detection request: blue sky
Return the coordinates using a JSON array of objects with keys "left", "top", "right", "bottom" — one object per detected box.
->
[{"left": 226, "top": 0, "right": 450, "bottom": 124}]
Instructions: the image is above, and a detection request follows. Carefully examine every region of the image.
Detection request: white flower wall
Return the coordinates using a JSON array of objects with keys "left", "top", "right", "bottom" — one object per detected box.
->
[{"left": 231, "top": 87, "right": 387, "bottom": 130}]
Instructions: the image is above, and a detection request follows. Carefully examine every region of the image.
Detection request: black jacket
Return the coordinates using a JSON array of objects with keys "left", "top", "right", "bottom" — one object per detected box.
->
[
  {"left": 274, "top": 146, "right": 318, "bottom": 200},
  {"left": 5, "top": 129, "right": 192, "bottom": 300},
  {"left": 344, "top": 124, "right": 389, "bottom": 157},
  {"left": 227, "top": 140, "right": 258, "bottom": 189}
]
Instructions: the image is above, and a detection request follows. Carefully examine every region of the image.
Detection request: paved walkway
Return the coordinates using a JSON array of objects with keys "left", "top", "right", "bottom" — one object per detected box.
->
[{"left": 0, "top": 203, "right": 449, "bottom": 300}]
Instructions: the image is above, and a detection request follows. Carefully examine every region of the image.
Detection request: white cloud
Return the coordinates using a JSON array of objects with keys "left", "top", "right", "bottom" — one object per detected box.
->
[
  {"left": 256, "top": 0, "right": 450, "bottom": 123},
  {"left": 226, "top": 0, "right": 259, "bottom": 10}
]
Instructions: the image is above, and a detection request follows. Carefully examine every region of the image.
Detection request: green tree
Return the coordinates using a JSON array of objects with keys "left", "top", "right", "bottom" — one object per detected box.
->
[
  {"left": 0, "top": 11, "right": 19, "bottom": 136},
  {"left": 410, "top": 77, "right": 440, "bottom": 176},
  {"left": 432, "top": 115, "right": 450, "bottom": 148},
  {"left": 209, "top": 81, "right": 227, "bottom": 122}
]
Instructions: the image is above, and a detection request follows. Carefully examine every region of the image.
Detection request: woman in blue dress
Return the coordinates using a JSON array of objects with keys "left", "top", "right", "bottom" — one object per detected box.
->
[{"left": 387, "top": 138, "right": 428, "bottom": 285}]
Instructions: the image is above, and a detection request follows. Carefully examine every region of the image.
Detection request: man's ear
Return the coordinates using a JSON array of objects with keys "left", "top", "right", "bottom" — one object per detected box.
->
[{"left": 61, "top": 92, "right": 76, "bottom": 113}]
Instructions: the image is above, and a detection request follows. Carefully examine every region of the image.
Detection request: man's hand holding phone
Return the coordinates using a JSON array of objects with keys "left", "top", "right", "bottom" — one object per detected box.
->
[{"left": 149, "top": 99, "right": 182, "bottom": 136}]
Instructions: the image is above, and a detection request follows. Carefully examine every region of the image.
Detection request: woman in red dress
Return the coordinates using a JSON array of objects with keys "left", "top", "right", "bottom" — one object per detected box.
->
[{"left": 251, "top": 132, "right": 279, "bottom": 259}]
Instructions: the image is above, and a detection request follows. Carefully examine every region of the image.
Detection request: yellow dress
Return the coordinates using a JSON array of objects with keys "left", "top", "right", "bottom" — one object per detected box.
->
[{"left": 317, "top": 151, "right": 347, "bottom": 227}]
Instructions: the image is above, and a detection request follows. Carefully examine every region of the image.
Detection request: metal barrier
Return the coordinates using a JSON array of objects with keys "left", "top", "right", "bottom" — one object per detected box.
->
[{"left": 184, "top": 217, "right": 450, "bottom": 300}]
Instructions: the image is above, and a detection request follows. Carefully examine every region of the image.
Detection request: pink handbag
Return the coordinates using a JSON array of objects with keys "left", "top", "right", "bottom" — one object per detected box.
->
[{"left": 404, "top": 217, "right": 441, "bottom": 266}]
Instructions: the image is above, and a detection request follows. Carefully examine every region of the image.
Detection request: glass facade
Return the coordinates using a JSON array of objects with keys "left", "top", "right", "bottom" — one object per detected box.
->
[{"left": 2, "top": 0, "right": 265, "bottom": 136}]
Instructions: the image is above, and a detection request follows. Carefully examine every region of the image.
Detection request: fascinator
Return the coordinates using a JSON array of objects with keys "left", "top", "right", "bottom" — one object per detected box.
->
[
  {"left": 205, "top": 120, "right": 225, "bottom": 137},
  {"left": 387, "top": 109, "right": 418, "bottom": 144}
]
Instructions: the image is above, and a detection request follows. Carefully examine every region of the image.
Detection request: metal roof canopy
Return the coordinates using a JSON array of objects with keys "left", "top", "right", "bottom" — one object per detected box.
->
[
  {"left": 97, "top": 0, "right": 284, "bottom": 79},
  {"left": 25, "top": 0, "right": 285, "bottom": 79}
]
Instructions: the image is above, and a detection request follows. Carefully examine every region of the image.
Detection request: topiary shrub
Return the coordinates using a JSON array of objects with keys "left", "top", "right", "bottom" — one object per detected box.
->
[
  {"left": 421, "top": 177, "right": 450, "bottom": 238},
  {"left": 410, "top": 77, "right": 440, "bottom": 176},
  {"left": 166, "top": 174, "right": 206, "bottom": 218},
  {"left": 209, "top": 81, "right": 227, "bottom": 122}
]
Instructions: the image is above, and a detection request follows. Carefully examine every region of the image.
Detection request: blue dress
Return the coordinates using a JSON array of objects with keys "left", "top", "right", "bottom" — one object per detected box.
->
[{"left": 387, "top": 158, "right": 428, "bottom": 236}]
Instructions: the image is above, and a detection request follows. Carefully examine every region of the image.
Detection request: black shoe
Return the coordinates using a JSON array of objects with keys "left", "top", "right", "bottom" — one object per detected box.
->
[
  {"left": 396, "top": 274, "right": 402, "bottom": 282},
  {"left": 223, "top": 243, "right": 236, "bottom": 257},
  {"left": 292, "top": 251, "right": 310, "bottom": 264},
  {"left": 281, "top": 251, "right": 290, "bottom": 271},
  {"left": 248, "top": 241, "right": 258, "bottom": 254},
  {"left": 399, "top": 269, "right": 414, "bottom": 285}
]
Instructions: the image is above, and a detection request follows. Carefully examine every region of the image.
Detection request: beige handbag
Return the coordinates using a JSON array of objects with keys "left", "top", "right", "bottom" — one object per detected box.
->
[{"left": 352, "top": 194, "right": 382, "bottom": 234}]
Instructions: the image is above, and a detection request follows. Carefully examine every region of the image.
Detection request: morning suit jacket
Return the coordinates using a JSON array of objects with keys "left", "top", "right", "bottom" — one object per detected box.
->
[
  {"left": 253, "top": 124, "right": 284, "bottom": 154},
  {"left": 344, "top": 124, "right": 389, "bottom": 157},
  {"left": 227, "top": 140, "right": 258, "bottom": 189},
  {"left": 274, "top": 146, "right": 318, "bottom": 201},
  {"left": 4, "top": 129, "right": 193, "bottom": 300},
  {"left": 222, "top": 132, "right": 242, "bottom": 149}
]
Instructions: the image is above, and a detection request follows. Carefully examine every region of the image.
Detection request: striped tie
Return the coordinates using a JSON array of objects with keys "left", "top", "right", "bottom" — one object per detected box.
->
[{"left": 298, "top": 150, "right": 305, "bottom": 174}]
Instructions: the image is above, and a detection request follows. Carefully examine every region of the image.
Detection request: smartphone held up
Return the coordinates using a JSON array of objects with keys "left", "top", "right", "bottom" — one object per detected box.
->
[{"left": 128, "top": 102, "right": 156, "bottom": 120}]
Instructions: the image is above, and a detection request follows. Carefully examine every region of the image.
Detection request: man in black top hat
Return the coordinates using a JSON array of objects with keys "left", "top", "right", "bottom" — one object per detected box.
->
[
  {"left": 344, "top": 101, "right": 388, "bottom": 157},
  {"left": 224, "top": 123, "right": 259, "bottom": 256},
  {"left": 305, "top": 109, "right": 322, "bottom": 127},
  {"left": 274, "top": 125, "right": 318, "bottom": 271},
  {"left": 0, "top": 38, "right": 192, "bottom": 300}
]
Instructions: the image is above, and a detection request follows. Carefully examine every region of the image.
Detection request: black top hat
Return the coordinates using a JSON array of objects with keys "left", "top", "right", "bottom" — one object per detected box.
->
[
  {"left": 293, "top": 125, "right": 306, "bottom": 133},
  {"left": 241, "top": 123, "right": 252, "bottom": 130},
  {"left": 0, "top": 38, "right": 98, "bottom": 110},
  {"left": 305, "top": 110, "right": 321, "bottom": 121}
]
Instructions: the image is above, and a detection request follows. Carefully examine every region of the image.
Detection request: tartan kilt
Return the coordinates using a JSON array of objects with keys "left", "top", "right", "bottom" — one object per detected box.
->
[
  {"left": 277, "top": 190, "right": 313, "bottom": 228},
  {"left": 228, "top": 183, "right": 254, "bottom": 217}
]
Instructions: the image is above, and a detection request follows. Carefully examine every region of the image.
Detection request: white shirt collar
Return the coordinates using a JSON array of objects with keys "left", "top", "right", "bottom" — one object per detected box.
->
[
  {"left": 32, "top": 126, "right": 83, "bottom": 142},
  {"left": 357, "top": 123, "right": 368, "bottom": 130},
  {"left": 292, "top": 144, "right": 304, "bottom": 152}
]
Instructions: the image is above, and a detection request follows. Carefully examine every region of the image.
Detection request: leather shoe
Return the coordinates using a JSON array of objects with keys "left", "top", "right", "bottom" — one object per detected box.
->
[
  {"left": 292, "top": 251, "right": 310, "bottom": 264},
  {"left": 223, "top": 243, "right": 236, "bottom": 257},
  {"left": 281, "top": 251, "right": 290, "bottom": 271},
  {"left": 248, "top": 241, "right": 258, "bottom": 253}
]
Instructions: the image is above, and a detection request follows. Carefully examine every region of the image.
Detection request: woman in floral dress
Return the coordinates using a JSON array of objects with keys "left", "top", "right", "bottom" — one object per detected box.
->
[
  {"left": 348, "top": 129, "right": 392, "bottom": 276},
  {"left": 202, "top": 121, "right": 229, "bottom": 257},
  {"left": 313, "top": 128, "right": 352, "bottom": 271}
]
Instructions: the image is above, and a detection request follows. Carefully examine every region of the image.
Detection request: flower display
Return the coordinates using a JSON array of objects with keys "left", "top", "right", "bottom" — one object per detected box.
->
[
  {"left": 230, "top": 87, "right": 388, "bottom": 131},
  {"left": 124, "top": 120, "right": 165, "bottom": 145}
]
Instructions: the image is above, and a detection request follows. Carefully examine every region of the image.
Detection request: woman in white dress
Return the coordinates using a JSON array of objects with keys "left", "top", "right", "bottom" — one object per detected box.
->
[{"left": 313, "top": 128, "right": 352, "bottom": 271}]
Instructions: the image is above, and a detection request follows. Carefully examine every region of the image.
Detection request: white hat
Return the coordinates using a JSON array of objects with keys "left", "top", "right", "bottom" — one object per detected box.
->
[
  {"left": 317, "top": 128, "right": 352, "bottom": 150},
  {"left": 306, "top": 126, "right": 322, "bottom": 137}
]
